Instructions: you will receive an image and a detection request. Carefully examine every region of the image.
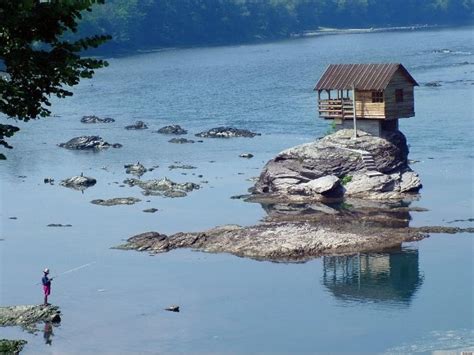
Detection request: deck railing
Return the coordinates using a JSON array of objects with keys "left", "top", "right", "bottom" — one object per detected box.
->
[{"left": 318, "top": 99, "right": 354, "bottom": 119}]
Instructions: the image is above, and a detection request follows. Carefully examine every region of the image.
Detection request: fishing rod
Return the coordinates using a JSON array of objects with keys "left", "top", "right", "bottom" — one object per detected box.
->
[{"left": 35, "top": 261, "right": 96, "bottom": 285}]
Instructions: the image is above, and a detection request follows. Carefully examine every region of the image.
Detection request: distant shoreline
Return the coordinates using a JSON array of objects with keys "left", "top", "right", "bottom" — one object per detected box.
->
[{"left": 90, "top": 23, "right": 471, "bottom": 59}]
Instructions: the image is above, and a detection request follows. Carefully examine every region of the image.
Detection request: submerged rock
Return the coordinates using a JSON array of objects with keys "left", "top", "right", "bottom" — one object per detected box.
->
[
  {"left": 253, "top": 129, "right": 421, "bottom": 201},
  {"left": 168, "top": 164, "right": 196, "bottom": 170},
  {"left": 60, "top": 175, "right": 97, "bottom": 190},
  {"left": 125, "top": 121, "right": 148, "bottom": 130},
  {"left": 169, "top": 138, "right": 194, "bottom": 144},
  {"left": 124, "top": 177, "right": 200, "bottom": 198},
  {"left": 143, "top": 208, "right": 158, "bottom": 213},
  {"left": 91, "top": 197, "right": 141, "bottom": 206},
  {"left": 58, "top": 136, "right": 121, "bottom": 150},
  {"left": 0, "top": 305, "right": 61, "bottom": 331},
  {"left": 47, "top": 224, "right": 72, "bottom": 227},
  {"left": 155, "top": 125, "right": 188, "bottom": 135},
  {"left": 195, "top": 127, "right": 260, "bottom": 138},
  {"left": 80, "top": 115, "right": 115, "bottom": 123}
]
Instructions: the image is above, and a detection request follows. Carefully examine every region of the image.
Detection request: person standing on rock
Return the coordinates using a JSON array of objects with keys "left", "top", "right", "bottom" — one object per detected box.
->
[{"left": 42, "top": 268, "right": 53, "bottom": 305}]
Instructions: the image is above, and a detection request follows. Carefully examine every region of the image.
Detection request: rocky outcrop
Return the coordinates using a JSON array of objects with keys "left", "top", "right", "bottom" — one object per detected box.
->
[
  {"left": 116, "top": 223, "right": 426, "bottom": 263},
  {"left": 60, "top": 175, "right": 97, "bottom": 190},
  {"left": 155, "top": 125, "right": 188, "bottom": 135},
  {"left": 124, "top": 177, "right": 200, "bottom": 197},
  {"left": 253, "top": 129, "right": 421, "bottom": 201},
  {"left": 0, "top": 305, "right": 61, "bottom": 331},
  {"left": 195, "top": 127, "right": 260, "bottom": 138},
  {"left": 58, "top": 136, "right": 122, "bottom": 150},
  {"left": 125, "top": 121, "right": 148, "bottom": 130},
  {"left": 168, "top": 164, "right": 196, "bottom": 170},
  {"left": 80, "top": 115, "right": 115, "bottom": 123},
  {"left": 91, "top": 197, "right": 141, "bottom": 206}
]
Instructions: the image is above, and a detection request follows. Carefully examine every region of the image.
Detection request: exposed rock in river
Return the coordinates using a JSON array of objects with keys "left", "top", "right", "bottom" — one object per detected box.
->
[
  {"left": 91, "top": 197, "right": 141, "bottom": 206},
  {"left": 155, "top": 125, "right": 188, "bottom": 135},
  {"left": 169, "top": 138, "right": 195, "bottom": 144},
  {"left": 58, "top": 136, "right": 122, "bottom": 150},
  {"left": 116, "top": 223, "right": 426, "bottom": 263},
  {"left": 0, "top": 305, "right": 61, "bottom": 331},
  {"left": 195, "top": 127, "right": 260, "bottom": 138},
  {"left": 168, "top": 164, "right": 196, "bottom": 170},
  {"left": 124, "top": 178, "right": 200, "bottom": 198},
  {"left": 80, "top": 115, "right": 115, "bottom": 123},
  {"left": 125, "top": 121, "right": 148, "bottom": 130},
  {"left": 124, "top": 163, "right": 148, "bottom": 177},
  {"left": 252, "top": 129, "right": 421, "bottom": 201},
  {"left": 60, "top": 175, "right": 97, "bottom": 190}
]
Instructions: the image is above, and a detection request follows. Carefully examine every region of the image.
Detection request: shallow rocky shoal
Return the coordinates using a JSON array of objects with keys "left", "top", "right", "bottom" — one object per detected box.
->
[{"left": 0, "top": 305, "right": 61, "bottom": 331}]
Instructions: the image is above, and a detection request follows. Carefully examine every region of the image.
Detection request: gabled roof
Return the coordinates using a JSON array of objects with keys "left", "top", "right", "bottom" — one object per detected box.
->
[{"left": 314, "top": 63, "right": 418, "bottom": 91}]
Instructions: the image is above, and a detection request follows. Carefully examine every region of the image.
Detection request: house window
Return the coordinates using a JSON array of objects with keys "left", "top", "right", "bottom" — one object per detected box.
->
[
  {"left": 395, "top": 89, "right": 404, "bottom": 103},
  {"left": 372, "top": 91, "right": 384, "bottom": 103}
]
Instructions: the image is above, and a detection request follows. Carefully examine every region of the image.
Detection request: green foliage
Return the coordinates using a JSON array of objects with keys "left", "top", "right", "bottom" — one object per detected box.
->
[
  {"left": 325, "top": 120, "right": 337, "bottom": 135},
  {"left": 340, "top": 175, "right": 353, "bottom": 186},
  {"left": 0, "top": 0, "right": 110, "bottom": 157},
  {"left": 0, "top": 339, "right": 27, "bottom": 353},
  {"left": 77, "top": 0, "right": 473, "bottom": 50}
]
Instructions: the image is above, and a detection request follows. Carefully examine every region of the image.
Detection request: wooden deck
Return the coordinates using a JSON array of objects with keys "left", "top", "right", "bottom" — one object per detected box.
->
[{"left": 318, "top": 99, "right": 354, "bottom": 119}]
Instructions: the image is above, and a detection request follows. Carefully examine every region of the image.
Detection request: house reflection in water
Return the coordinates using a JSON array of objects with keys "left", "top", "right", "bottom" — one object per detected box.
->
[{"left": 322, "top": 246, "right": 423, "bottom": 306}]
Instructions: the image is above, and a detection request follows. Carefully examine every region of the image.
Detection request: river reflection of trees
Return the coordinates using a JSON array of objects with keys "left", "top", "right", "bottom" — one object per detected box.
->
[{"left": 322, "top": 246, "right": 423, "bottom": 306}]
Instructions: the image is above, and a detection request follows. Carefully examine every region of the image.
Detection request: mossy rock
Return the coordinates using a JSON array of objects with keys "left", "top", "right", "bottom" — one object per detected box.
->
[{"left": 0, "top": 339, "right": 27, "bottom": 354}]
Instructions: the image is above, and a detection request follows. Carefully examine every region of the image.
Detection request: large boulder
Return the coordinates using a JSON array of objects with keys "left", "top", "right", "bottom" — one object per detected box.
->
[
  {"left": 125, "top": 121, "right": 148, "bottom": 130},
  {"left": 124, "top": 177, "right": 200, "bottom": 197},
  {"left": 253, "top": 129, "right": 420, "bottom": 200}
]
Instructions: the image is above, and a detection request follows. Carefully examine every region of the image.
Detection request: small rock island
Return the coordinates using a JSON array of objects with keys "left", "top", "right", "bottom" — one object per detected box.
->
[{"left": 118, "top": 63, "right": 432, "bottom": 262}]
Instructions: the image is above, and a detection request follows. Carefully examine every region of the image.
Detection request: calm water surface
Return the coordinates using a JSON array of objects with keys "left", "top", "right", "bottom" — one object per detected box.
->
[{"left": 1, "top": 26, "right": 473, "bottom": 353}]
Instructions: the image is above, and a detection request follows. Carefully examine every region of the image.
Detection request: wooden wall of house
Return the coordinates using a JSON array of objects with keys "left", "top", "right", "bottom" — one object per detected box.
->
[
  {"left": 384, "top": 70, "right": 415, "bottom": 119},
  {"left": 355, "top": 90, "right": 385, "bottom": 119}
]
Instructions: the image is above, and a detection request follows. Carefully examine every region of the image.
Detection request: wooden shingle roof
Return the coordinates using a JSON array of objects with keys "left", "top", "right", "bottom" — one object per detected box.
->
[{"left": 314, "top": 63, "right": 418, "bottom": 91}]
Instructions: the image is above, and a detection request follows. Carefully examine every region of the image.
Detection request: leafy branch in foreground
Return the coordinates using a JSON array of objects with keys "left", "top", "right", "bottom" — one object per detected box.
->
[{"left": 0, "top": 0, "right": 111, "bottom": 159}]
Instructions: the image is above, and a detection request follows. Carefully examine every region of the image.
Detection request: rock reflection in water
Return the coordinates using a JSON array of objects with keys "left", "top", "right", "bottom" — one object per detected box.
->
[
  {"left": 322, "top": 246, "right": 423, "bottom": 306},
  {"left": 260, "top": 199, "right": 417, "bottom": 229}
]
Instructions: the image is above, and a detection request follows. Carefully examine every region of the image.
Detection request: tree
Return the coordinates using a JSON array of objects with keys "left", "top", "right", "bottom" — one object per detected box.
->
[{"left": 0, "top": 0, "right": 110, "bottom": 159}]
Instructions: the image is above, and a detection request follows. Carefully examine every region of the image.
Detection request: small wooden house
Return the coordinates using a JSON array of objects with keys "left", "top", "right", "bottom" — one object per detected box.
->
[{"left": 314, "top": 63, "right": 418, "bottom": 136}]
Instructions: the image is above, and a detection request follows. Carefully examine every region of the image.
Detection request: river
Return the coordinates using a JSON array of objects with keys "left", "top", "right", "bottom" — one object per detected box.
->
[{"left": 1, "top": 26, "right": 473, "bottom": 353}]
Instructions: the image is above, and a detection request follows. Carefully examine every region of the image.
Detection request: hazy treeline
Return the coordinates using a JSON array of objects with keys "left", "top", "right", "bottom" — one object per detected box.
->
[{"left": 79, "top": 0, "right": 473, "bottom": 50}]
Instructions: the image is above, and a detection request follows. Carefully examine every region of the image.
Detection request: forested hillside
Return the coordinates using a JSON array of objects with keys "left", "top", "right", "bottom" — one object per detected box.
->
[{"left": 79, "top": 0, "right": 473, "bottom": 51}]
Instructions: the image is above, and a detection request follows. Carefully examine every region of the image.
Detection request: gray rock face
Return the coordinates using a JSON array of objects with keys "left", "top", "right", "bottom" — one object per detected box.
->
[
  {"left": 253, "top": 129, "right": 421, "bottom": 200},
  {"left": 80, "top": 115, "right": 115, "bottom": 123},
  {"left": 58, "top": 136, "right": 121, "bottom": 150},
  {"left": 195, "top": 127, "right": 260, "bottom": 138},
  {"left": 168, "top": 138, "right": 194, "bottom": 144},
  {"left": 124, "top": 177, "right": 200, "bottom": 198},
  {"left": 155, "top": 125, "right": 187, "bottom": 135},
  {"left": 116, "top": 222, "right": 426, "bottom": 263},
  {"left": 0, "top": 305, "right": 61, "bottom": 331},
  {"left": 288, "top": 175, "right": 341, "bottom": 196},
  {"left": 124, "top": 163, "right": 147, "bottom": 176},
  {"left": 60, "top": 175, "right": 97, "bottom": 190},
  {"left": 125, "top": 121, "right": 148, "bottom": 130},
  {"left": 91, "top": 197, "right": 141, "bottom": 206}
]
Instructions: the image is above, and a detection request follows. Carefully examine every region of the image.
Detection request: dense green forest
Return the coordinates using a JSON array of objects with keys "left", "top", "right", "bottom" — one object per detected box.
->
[{"left": 79, "top": 0, "right": 473, "bottom": 51}]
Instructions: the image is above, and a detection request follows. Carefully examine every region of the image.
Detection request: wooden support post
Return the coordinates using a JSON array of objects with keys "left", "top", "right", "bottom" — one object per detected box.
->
[{"left": 352, "top": 84, "right": 357, "bottom": 139}]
